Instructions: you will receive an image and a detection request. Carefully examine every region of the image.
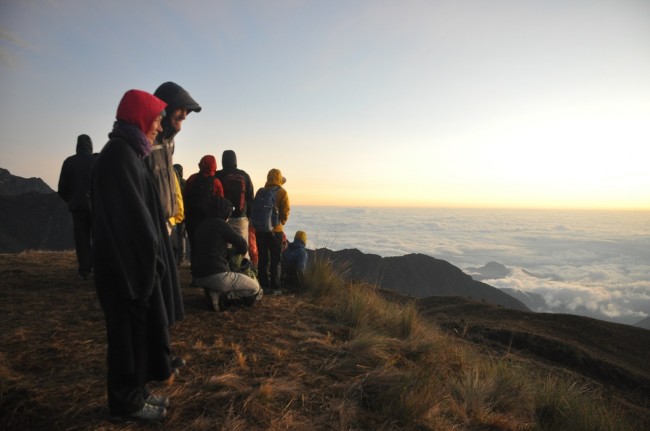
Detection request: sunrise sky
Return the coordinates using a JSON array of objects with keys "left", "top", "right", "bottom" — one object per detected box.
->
[{"left": 1, "top": 0, "right": 649, "bottom": 209}]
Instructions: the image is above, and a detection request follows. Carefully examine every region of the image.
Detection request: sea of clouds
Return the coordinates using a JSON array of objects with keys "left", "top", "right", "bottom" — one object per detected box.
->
[{"left": 286, "top": 207, "right": 650, "bottom": 325}]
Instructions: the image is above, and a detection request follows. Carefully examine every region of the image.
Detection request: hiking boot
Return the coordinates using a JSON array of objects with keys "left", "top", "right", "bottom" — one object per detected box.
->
[
  {"left": 109, "top": 403, "right": 166, "bottom": 424},
  {"left": 146, "top": 393, "right": 170, "bottom": 408}
]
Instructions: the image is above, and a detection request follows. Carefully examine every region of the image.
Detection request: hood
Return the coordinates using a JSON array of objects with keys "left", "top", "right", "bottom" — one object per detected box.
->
[
  {"left": 294, "top": 230, "right": 307, "bottom": 244},
  {"left": 76, "top": 134, "right": 93, "bottom": 155},
  {"left": 207, "top": 195, "right": 232, "bottom": 220},
  {"left": 222, "top": 150, "right": 237, "bottom": 169},
  {"left": 199, "top": 155, "right": 217, "bottom": 176},
  {"left": 116, "top": 89, "right": 167, "bottom": 135},
  {"left": 154, "top": 81, "right": 201, "bottom": 139},
  {"left": 265, "top": 168, "right": 286, "bottom": 187}
]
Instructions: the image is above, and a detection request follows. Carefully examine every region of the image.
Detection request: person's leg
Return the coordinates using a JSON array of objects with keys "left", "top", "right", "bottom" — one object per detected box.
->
[
  {"left": 72, "top": 211, "right": 93, "bottom": 278},
  {"left": 256, "top": 232, "right": 271, "bottom": 291},
  {"left": 269, "top": 232, "right": 284, "bottom": 292}
]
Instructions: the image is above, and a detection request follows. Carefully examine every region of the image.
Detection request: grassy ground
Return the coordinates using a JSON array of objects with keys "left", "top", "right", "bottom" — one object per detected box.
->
[{"left": 1, "top": 251, "right": 647, "bottom": 430}]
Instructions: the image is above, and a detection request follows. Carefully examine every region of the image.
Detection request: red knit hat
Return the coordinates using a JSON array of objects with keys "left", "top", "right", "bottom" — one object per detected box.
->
[{"left": 116, "top": 89, "right": 167, "bottom": 134}]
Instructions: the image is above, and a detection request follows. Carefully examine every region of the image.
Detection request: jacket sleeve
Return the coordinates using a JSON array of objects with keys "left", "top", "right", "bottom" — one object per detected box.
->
[
  {"left": 169, "top": 173, "right": 184, "bottom": 225},
  {"left": 212, "top": 178, "right": 224, "bottom": 198},
  {"left": 245, "top": 172, "right": 254, "bottom": 219},
  {"left": 277, "top": 188, "right": 290, "bottom": 225},
  {"left": 57, "top": 159, "right": 71, "bottom": 203},
  {"left": 220, "top": 220, "right": 248, "bottom": 255}
]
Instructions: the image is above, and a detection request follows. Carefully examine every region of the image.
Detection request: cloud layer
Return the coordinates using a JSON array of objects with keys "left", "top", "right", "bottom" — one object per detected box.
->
[{"left": 287, "top": 207, "right": 650, "bottom": 325}]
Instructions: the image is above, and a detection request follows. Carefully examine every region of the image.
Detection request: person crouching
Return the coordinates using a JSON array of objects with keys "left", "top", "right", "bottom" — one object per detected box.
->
[{"left": 191, "top": 195, "right": 262, "bottom": 311}]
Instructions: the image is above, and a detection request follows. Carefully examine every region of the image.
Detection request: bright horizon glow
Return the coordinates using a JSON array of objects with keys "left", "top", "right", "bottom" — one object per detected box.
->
[{"left": 1, "top": 1, "right": 649, "bottom": 210}]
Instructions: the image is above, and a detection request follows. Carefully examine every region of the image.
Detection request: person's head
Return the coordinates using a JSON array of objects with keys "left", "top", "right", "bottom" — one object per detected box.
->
[
  {"left": 116, "top": 89, "right": 167, "bottom": 145},
  {"left": 294, "top": 230, "right": 307, "bottom": 244},
  {"left": 206, "top": 195, "right": 233, "bottom": 221},
  {"left": 222, "top": 150, "right": 237, "bottom": 170},
  {"left": 153, "top": 82, "right": 201, "bottom": 135},
  {"left": 198, "top": 155, "right": 217, "bottom": 176},
  {"left": 266, "top": 168, "right": 286, "bottom": 187},
  {"left": 76, "top": 134, "right": 93, "bottom": 154}
]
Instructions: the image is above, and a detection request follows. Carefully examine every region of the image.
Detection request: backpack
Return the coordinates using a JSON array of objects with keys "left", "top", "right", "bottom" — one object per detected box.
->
[
  {"left": 251, "top": 186, "right": 280, "bottom": 232},
  {"left": 221, "top": 172, "right": 246, "bottom": 214}
]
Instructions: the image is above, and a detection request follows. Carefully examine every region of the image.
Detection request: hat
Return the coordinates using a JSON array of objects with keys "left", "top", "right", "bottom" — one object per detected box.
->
[
  {"left": 116, "top": 89, "right": 167, "bottom": 134},
  {"left": 154, "top": 82, "right": 201, "bottom": 113},
  {"left": 294, "top": 231, "right": 307, "bottom": 243},
  {"left": 267, "top": 168, "right": 286, "bottom": 185},
  {"left": 207, "top": 195, "right": 233, "bottom": 220}
]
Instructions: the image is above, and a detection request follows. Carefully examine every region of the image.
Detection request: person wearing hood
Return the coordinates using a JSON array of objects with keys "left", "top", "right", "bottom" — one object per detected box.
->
[
  {"left": 145, "top": 82, "right": 201, "bottom": 234},
  {"left": 183, "top": 155, "right": 225, "bottom": 245},
  {"left": 57, "top": 134, "right": 98, "bottom": 280},
  {"left": 92, "top": 89, "right": 182, "bottom": 423},
  {"left": 215, "top": 150, "right": 255, "bottom": 258},
  {"left": 191, "top": 194, "right": 262, "bottom": 311},
  {"left": 281, "top": 230, "right": 308, "bottom": 291},
  {"left": 254, "top": 168, "right": 290, "bottom": 295}
]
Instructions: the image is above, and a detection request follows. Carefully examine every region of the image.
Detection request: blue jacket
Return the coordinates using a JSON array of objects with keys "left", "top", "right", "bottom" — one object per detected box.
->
[{"left": 282, "top": 239, "right": 308, "bottom": 272}]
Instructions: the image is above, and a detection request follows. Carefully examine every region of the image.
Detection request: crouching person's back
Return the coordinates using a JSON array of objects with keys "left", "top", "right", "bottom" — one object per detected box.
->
[
  {"left": 282, "top": 230, "right": 308, "bottom": 292},
  {"left": 191, "top": 195, "right": 263, "bottom": 311}
]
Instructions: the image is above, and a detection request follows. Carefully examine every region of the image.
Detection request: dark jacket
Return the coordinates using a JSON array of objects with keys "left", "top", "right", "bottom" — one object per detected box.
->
[
  {"left": 57, "top": 134, "right": 97, "bottom": 212},
  {"left": 92, "top": 124, "right": 184, "bottom": 326},
  {"left": 282, "top": 239, "right": 308, "bottom": 272},
  {"left": 183, "top": 155, "right": 224, "bottom": 238},
  {"left": 215, "top": 150, "right": 255, "bottom": 219},
  {"left": 145, "top": 82, "right": 201, "bottom": 220},
  {"left": 191, "top": 217, "right": 248, "bottom": 278}
]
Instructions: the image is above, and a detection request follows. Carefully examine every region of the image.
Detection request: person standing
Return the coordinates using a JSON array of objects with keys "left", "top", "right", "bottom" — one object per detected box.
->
[
  {"left": 92, "top": 89, "right": 180, "bottom": 423},
  {"left": 215, "top": 150, "right": 255, "bottom": 259},
  {"left": 145, "top": 81, "right": 201, "bottom": 234},
  {"left": 57, "top": 134, "right": 97, "bottom": 280},
  {"left": 254, "top": 168, "right": 290, "bottom": 295}
]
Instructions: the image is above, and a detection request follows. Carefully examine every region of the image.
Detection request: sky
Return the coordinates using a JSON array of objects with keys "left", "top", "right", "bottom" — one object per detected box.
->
[{"left": 1, "top": 0, "right": 649, "bottom": 209}]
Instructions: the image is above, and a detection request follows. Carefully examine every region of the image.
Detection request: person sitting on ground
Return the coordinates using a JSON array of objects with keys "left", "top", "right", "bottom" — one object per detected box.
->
[
  {"left": 281, "top": 230, "right": 308, "bottom": 291},
  {"left": 191, "top": 195, "right": 262, "bottom": 312}
]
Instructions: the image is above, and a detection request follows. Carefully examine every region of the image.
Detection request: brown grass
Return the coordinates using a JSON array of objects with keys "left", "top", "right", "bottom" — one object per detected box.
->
[{"left": 1, "top": 251, "right": 647, "bottom": 430}]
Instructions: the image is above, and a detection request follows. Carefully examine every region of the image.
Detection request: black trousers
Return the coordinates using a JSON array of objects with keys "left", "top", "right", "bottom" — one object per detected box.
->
[
  {"left": 72, "top": 211, "right": 93, "bottom": 276},
  {"left": 256, "top": 231, "right": 283, "bottom": 291}
]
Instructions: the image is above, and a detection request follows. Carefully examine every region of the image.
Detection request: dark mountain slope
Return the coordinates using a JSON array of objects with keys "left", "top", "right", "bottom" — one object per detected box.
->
[
  {"left": 415, "top": 295, "right": 650, "bottom": 402},
  {"left": 0, "top": 168, "right": 53, "bottom": 195},
  {"left": 0, "top": 192, "right": 72, "bottom": 252},
  {"left": 310, "top": 248, "right": 529, "bottom": 312}
]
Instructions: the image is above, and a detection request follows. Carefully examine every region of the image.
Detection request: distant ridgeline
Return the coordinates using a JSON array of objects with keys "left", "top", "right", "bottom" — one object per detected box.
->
[
  {"left": 308, "top": 248, "right": 530, "bottom": 312},
  {"left": 0, "top": 168, "right": 73, "bottom": 252}
]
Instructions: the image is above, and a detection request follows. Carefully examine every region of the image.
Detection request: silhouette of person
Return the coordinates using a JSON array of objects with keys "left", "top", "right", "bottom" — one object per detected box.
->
[{"left": 57, "top": 134, "right": 97, "bottom": 280}]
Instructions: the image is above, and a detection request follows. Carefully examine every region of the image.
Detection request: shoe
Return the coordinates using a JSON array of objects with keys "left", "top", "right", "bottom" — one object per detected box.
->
[
  {"left": 272, "top": 289, "right": 282, "bottom": 296},
  {"left": 171, "top": 356, "right": 186, "bottom": 369},
  {"left": 146, "top": 393, "right": 170, "bottom": 408},
  {"left": 109, "top": 403, "right": 166, "bottom": 424}
]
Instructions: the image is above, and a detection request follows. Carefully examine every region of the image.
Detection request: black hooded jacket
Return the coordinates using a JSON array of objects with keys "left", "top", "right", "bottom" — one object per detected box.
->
[
  {"left": 57, "top": 134, "right": 97, "bottom": 212},
  {"left": 215, "top": 150, "right": 255, "bottom": 219}
]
